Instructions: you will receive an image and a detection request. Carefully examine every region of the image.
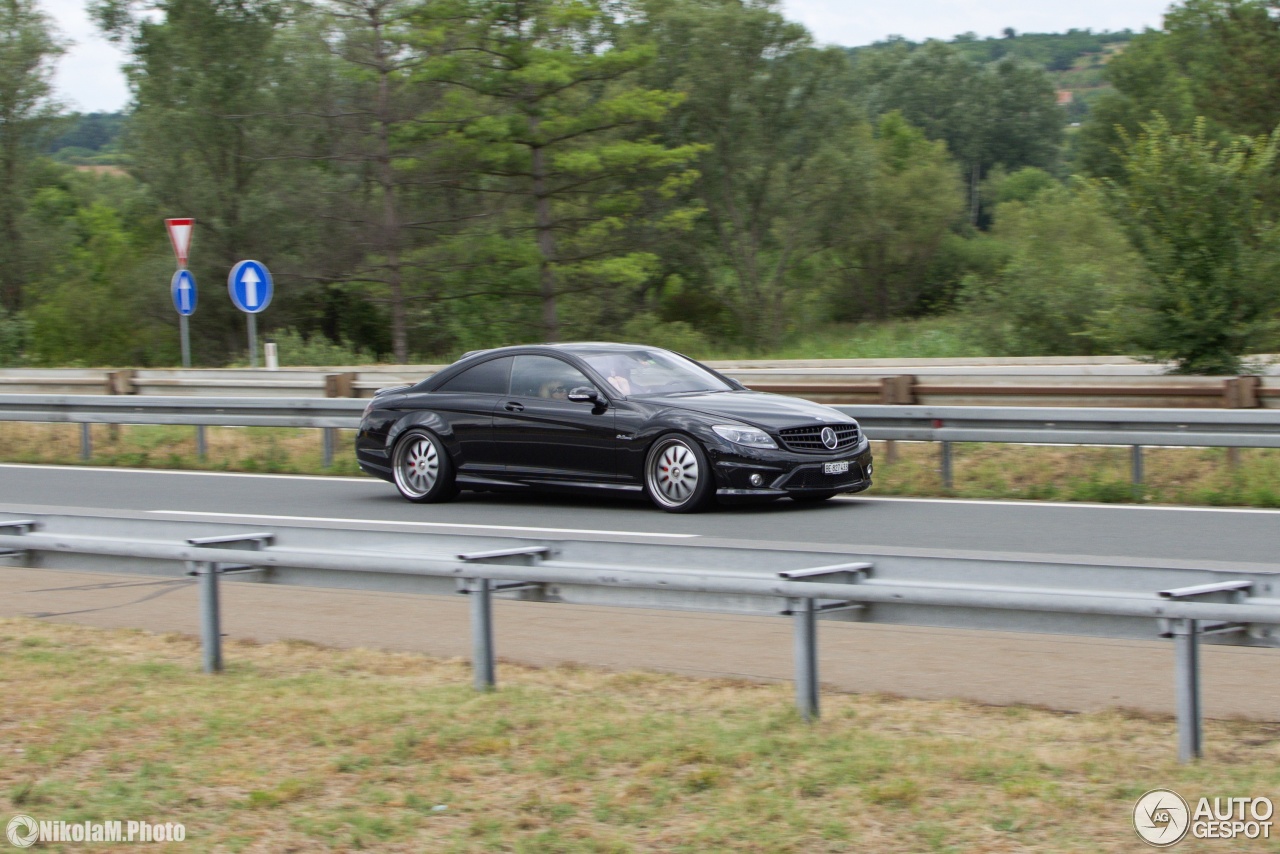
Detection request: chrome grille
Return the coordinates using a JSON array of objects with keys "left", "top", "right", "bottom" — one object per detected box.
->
[{"left": 778, "top": 424, "right": 860, "bottom": 453}]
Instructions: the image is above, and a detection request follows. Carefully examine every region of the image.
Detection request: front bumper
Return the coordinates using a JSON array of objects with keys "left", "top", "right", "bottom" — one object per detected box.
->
[{"left": 708, "top": 441, "right": 874, "bottom": 501}]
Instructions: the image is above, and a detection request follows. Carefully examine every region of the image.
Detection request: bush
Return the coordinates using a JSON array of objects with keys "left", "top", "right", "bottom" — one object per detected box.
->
[
  {"left": 619, "top": 312, "right": 711, "bottom": 357},
  {"left": 265, "top": 328, "right": 376, "bottom": 367},
  {"left": 0, "top": 306, "right": 31, "bottom": 366},
  {"left": 960, "top": 182, "right": 1144, "bottom": 356}
]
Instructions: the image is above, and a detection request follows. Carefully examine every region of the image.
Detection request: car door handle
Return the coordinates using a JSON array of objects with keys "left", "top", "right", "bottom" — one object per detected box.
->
[{"left": 503, "top": 402, "right": 525, "bottom": 413}]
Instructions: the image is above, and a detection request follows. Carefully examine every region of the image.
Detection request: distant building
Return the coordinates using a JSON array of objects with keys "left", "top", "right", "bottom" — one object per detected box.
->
[{"left": 1056, "top": 90, "right": 1074, "bottom": 106}]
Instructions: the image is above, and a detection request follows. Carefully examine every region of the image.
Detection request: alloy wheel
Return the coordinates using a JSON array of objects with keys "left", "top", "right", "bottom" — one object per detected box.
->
[
  {"left": 646, "top": 437, "right": 706, "bottom": 510},
  {"left": 394, "top": 432, "right": 441, "bottom": 500}
]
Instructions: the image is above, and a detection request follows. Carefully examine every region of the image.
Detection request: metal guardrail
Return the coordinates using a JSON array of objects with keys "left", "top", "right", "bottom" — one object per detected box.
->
[
  {"left": 852, "top": 405, "right": 1280, "bottom": 487},
  {"left": 3, "top": 508, "right": 1278, "bottom": 762},
  {"left": 0, "top": 394, "right": 1276, "bottom": 482},
  {"left": 3, "top": 361, "right": 1278, "bottom": 407},
  {"left": 0, "top": 395, "right": 365, "bottom": 467}
]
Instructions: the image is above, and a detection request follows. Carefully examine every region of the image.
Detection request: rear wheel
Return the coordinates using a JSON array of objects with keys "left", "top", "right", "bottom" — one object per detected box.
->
[
  {"left": 644, "top": 435, "right": 713, "bottom": 513},
  {"left": 392, "top": 429, "right": 457, "bottom": 503}
]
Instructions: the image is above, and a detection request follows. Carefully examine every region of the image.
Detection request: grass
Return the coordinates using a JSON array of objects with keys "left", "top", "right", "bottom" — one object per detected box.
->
[
  {"left": 869, "top": 441, "right": 1280, "bottom": 508},
  {"left": 2, "top": 618, "right": 1278, "bottom": 852},
  {"left": 698, "top": 319, "right": 986, "bottom": 361},
  {"left": 0, "top": 424, "right": 364, "bottom": 478},
  {"left": 2, "top": 423, "right": 1278, "bottom": 509}
]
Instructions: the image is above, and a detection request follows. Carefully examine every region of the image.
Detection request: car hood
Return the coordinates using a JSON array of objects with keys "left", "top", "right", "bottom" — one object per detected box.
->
[{"left": 647, "top": 390, "right": 856, "bottom": 431}]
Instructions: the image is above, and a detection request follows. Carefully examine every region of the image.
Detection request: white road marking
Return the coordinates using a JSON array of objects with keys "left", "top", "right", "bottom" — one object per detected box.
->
[
  {"left": 839, "top": 495, "right": 1280, "bottom": 515},
  {"left": 151, "top": 509, "right": 701, "bottom": 539},
  {"left": 6, "top": 463, "right": 1277, "bottom": 516}
]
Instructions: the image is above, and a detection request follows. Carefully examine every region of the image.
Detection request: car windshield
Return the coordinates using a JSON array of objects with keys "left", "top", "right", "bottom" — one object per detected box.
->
[{"left": 577, "top": 349, "right": 733, "bottom": 396}]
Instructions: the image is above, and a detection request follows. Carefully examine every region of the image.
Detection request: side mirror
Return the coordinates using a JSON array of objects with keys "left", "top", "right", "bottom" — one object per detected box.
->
[
  {"left": 728, "top": 378, "right": 747, "bottom": 391},
  {"left": 567, "top": 386, "right": 602, "bottom": 404}
]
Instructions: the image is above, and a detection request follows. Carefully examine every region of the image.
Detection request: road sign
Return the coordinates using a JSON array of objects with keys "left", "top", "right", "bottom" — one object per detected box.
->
[
  {"left": 171, "top": 269, "right": 197, "bottom": 316},
  {"left": 227, "top": 260, "right": 273, "bottom": 314},
  {"left": 165, "top": 218, "right": 195, "bottom": 267}
]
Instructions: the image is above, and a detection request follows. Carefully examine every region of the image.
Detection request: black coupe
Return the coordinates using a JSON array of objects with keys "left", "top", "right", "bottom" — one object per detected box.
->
[{"left": 356, "top": 343, "right": 873, "bottom": 512}]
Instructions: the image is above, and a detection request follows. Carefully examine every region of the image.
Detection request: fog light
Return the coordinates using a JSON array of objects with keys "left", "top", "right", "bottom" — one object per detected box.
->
[
  {"left": 867, "top": 463, "right": 873, "bottom": 476},
  {"left": 749, "top": 473, "right": 764, "bottom": 487}
]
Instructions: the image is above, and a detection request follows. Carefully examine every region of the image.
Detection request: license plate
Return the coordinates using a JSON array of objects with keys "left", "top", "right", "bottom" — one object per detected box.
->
[{"left": 823, "top": 461, "right": 849, "bottom": 476}]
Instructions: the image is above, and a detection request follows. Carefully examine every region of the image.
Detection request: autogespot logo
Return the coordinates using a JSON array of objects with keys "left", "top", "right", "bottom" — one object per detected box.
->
[
  {"left": 1135, "top": 789, "right": 1191, "bottom": 847},
  {"left": 6, "top": 815, "right": 38, "bottom": 849}
]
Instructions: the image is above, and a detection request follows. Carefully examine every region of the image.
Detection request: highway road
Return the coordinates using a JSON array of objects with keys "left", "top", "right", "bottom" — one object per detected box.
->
[
  {"left": 1, "top": 462, "right": 1277, "bottom": 564},
  {"left": 3, "top": 462, "right": 1279, "bottom": 721}
]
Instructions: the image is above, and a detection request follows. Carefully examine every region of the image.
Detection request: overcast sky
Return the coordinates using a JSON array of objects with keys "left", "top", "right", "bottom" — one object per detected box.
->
[{"left": 46, "top": 0, "right": 1175, "bottom": 113}]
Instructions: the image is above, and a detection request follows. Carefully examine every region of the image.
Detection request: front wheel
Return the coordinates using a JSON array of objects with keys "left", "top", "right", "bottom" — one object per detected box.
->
[
  {"left": 392, "top": 429, "right": 457, "bottom": 503},
  {"left": 644, "top": 434, "right": 714, "bottom": 513}
]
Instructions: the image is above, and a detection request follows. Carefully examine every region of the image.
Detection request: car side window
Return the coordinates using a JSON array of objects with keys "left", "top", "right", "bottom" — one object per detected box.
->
[
  {"left": 510, "top": 355, "right": 595, "bottom": 401},
  {"left": 436, "top": 356, "right": 513, "bottom": 394}
]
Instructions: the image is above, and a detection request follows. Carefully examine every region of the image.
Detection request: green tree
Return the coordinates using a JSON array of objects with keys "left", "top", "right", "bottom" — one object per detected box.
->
[
  {"left": 1105, "top": 117, "right": 1280, "bottom": 373},
  {"left": 424, "top": 0, "right": 704, "bottom": 341},
  {"left": 960, "top": 182, "right": 1145, "bottom": 355},
  {"left": 855, "top": 40, "right": 1063, "bottom": 224},
  {"left": 94, "top": 0, "right": 301, "bottom": 363},
  {"left": 1163, "top": 0, "right": 1280, "bottom": 137},
  {"left": 294, "top": 0, "right": 449, "bottom": 362},
  {"left": 639, "top": 0, "right": 853, "bottom": 349},
  {"left": 822, "top": 112, "right": 966, "bottom": 320},
  {"left": 27, "top": 200, "right": 177, "bottom": 365},
  {"left": 0, "top": 0, "right": 63, "bottom": 312},
  {"left": 1076, "top": 1, "right": 1280, "bottom": 179}
]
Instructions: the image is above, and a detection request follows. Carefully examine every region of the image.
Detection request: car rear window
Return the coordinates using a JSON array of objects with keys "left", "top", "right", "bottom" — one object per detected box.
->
[{"left": 436, "top": 356, "right": 513, "bottom": 395}]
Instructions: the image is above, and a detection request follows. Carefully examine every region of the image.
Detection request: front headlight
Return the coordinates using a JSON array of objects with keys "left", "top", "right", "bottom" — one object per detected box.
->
[{"left": 712, "top": 424, "right": 777, "bottom": 449}]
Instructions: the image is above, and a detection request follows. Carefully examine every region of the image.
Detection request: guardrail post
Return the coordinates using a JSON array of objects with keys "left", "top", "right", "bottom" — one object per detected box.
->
[
  {"left": 468, "top": 578, "right": 496, "bottom": 690},
  {"left": 80, "top": 424, "right": 92, "bottom": 461},
  {"left": 939, "top": 441, "right": 953, "bottom": 489},
  {"left": 322, "top": 373, "right": 357, "bottom": 468},
  {"left": 1172, "top": 618, "right": 1202, "bottom": 762},
  {"left": 191, "top": 561, "right": 223, "bottom": 673},
  {"left": 791, "top": 597, "right": 819, "bottom": 721},
  {"left": 1131, "top": 445, "right": 1144, "bottom": 490},
  {"left": 322, "top": 428, "right": 335, "bottom": 469},
  {"left": 1223, "top": 376, "right": 1260, "bottom": 409},
  {"left": 195, "top": 426, "right": 207, "bottom": 461}
]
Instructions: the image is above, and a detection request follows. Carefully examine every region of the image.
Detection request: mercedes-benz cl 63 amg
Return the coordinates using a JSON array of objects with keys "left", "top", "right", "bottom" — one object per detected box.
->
[{"left": 356, "top": 343, "right": 873, "bottom": 512}]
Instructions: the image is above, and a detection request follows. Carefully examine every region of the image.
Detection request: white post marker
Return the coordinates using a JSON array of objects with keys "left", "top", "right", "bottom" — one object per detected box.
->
[{"left": 227, "top": 260, "right": 274, "bottom": 368}]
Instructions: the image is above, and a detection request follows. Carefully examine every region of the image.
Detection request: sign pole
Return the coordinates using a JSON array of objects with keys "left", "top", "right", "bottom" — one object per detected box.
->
[
  {"left": 247, "top": 314, "right": 258, "bottom": 368},
  {"left": 180, "top": 314, "right": 191, "bottom": 368},
  {"left": 166, "top": 218, "right": 197, "bottom": 367},
  {"left": 227, "top": 260, "right": 273, "bottom": 370}
]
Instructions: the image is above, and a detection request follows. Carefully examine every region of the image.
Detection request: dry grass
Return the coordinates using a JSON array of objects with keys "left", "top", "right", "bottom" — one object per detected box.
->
[
  {"left": 870, "top": 441, "right": 1280, "bottom": 507},
  {"left": 0, "top": 423, "right": 364, "bottom": 477},
  {"left": 2, "top": 618, "right": 1278, "bottom": 852},
  {"left": 1, "top": 425, "right": 1279, "bottom": 508}
]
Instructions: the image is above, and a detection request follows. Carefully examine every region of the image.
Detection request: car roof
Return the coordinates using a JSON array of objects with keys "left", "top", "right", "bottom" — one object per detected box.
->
[{"left": 457, "top": 342, "right": 657, "bottom": 361}]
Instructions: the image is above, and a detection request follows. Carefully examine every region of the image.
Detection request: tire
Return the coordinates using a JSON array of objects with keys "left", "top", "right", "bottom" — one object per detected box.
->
[
  {"left": 791, "top": 491, "right": 839, "bottom": 503},
  {"left": 391, "top": 429, "right": 457, "bottom": 503},
  {"left": 644, "top": 434, "right": 714, "bottom": 513}
]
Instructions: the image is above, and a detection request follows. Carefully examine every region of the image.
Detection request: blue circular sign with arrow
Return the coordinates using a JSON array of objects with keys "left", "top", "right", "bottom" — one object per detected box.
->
[
  {"left": 171, "top": 269, "right": 198, "bottom": 316},
  {"left": 227, "top": 260, "right": 273, "bottom": 314}
]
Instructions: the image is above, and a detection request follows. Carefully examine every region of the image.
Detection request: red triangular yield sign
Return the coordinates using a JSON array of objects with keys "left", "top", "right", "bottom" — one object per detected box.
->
[{"left": 165, "top": 218, "right": 195, "bottom": 267}]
